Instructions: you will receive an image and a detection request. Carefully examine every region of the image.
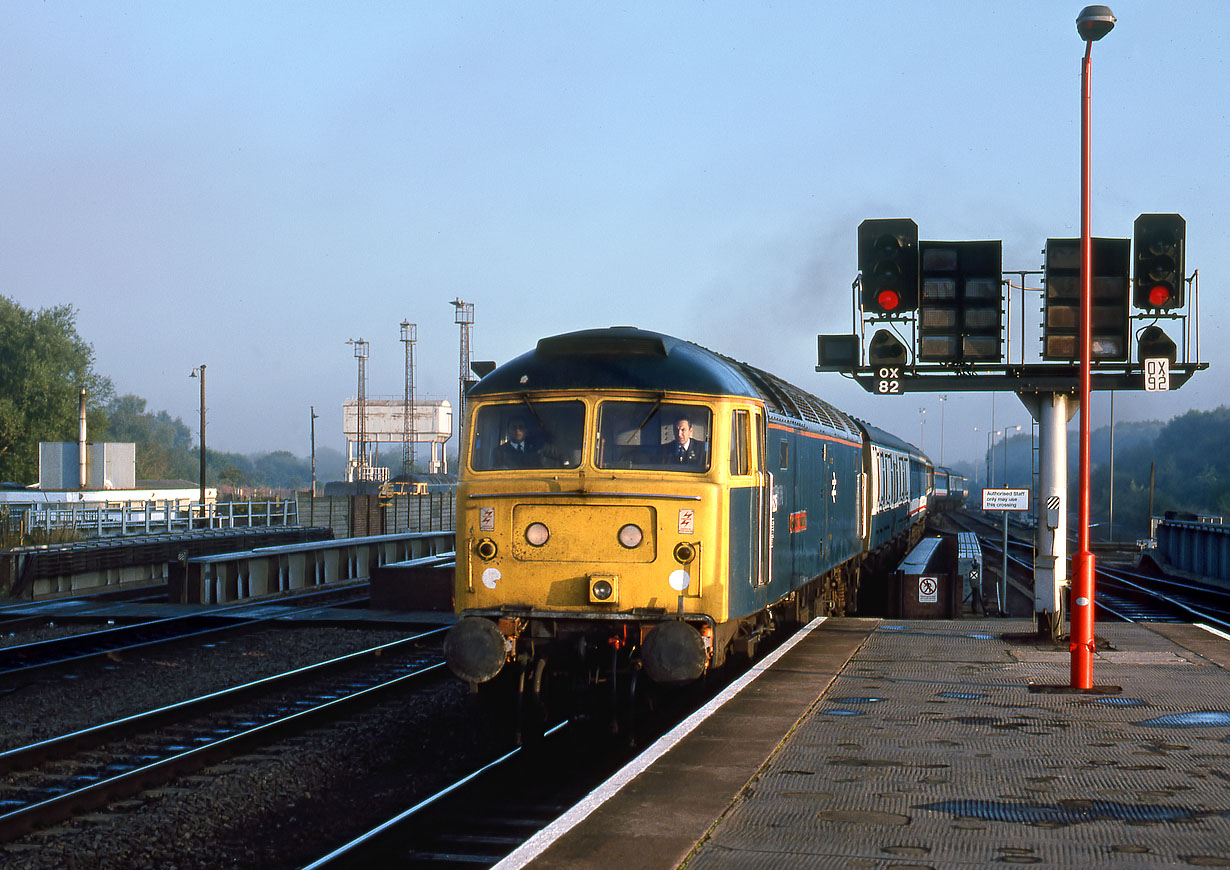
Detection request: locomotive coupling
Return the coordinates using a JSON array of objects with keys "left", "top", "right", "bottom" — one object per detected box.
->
[{"left": 444, "top": 616, "right": 510, "bottom": 684}]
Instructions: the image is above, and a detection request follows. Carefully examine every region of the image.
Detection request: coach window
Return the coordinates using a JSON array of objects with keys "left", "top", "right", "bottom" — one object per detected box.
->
[
  {"left": 729, "top": 410, "right": 750, "bottom": 476},
  {"left": 470, "top": 401, "right": 586, "bottom": 471},
  {"left": 596, "top": 401, "right": 711, "bottom": 472},
  {"left": 778, "top": 439, "right": 788, "bottom": 470}
]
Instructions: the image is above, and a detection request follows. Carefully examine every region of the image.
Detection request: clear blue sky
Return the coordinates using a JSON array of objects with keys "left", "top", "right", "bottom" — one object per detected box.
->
[{"left": 3, "top": 1, "right": 1226, "bottom": 468}]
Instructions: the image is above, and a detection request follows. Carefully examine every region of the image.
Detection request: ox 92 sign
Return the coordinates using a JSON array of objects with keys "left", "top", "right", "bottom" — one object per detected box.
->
[
  {"left": 876, "top": 366, "right": 902, "bottom": 394},
  {"left": 1144, "top": 357, "right": 1170, "bottom": 392}
]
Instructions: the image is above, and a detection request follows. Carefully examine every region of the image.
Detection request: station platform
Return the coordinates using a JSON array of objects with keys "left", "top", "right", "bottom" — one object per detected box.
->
[{"left": 512, "top": 617, "right": 1230, "bottom": 869}]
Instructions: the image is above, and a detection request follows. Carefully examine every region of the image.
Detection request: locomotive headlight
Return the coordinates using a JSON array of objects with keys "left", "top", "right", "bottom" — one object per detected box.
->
[
  {"left": 673, "top": 542, "right": 696, "bottom": 564},
  {"left": 475, "top": 538, "right": 498, "bottom": 561},
  {"left": 525, "top": 522, "right": 550, "bottom": 547},
  {"left": 668, "top": 569, "right": 691, "bottom": 592},
  {"left": 617, "top": 523, "right": 643, "bottom": 549},
  {"left": 589, "top": 573, "right": 618, "bottom": 604}
]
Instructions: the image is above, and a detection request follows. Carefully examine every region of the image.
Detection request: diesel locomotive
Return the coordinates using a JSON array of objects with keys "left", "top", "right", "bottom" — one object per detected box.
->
[{"left": 444, "top": 327, "right": 935, "bottom": 715}]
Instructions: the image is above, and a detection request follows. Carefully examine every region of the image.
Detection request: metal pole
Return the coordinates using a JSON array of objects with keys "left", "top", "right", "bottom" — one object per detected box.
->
[
  {"left": 196, "top": 365, "right": 206, "bottom": 518},
  {"left": 938, "top": 395, "right": 947, "bottom": 465},
  {"left": 1027, "top": 392, "right": 1070, "bottom": 639},
  {"left": 1108, "top": 391, "right": 1115, "bottom": 541},
  {"left": 986, "top": 430, "right": 994, "bottom": 489},
  {"left": 1002, "top": 511, "right": 1010, "bottom": 616},
  {"left": 310, "top": 406, "right": 318, "bottom": 497},
  {"left": 1071, "top": 36, "right": 1097, "bottom": 689}
]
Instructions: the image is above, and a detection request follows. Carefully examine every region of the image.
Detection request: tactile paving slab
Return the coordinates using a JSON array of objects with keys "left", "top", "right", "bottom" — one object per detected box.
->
[{"left": 686, "top": 619, "right": 1230, "bottom": 869}]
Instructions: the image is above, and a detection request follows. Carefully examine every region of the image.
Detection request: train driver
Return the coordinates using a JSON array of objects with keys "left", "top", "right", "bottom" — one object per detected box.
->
[
  {"left": 661, "top": 414, "right": 706, "bottom": 468},
  {"left": 496, "top": 418, "right": 538, "bottom": 468}
]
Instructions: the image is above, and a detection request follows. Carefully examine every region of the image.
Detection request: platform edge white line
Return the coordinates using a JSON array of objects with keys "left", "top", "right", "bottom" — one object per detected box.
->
[{"left": 492, "top": 616, "right": 829, "bottom": 869}]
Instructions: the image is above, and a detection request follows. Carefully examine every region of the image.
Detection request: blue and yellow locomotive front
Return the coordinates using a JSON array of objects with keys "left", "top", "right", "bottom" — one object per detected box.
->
[{"left": 445, "top": 328, "right": 784, "bottom": 692}]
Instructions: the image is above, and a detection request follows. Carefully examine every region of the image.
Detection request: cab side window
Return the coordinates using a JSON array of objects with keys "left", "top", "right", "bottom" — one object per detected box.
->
[{"left": 729, "top": 409, "right": 750, "bottom": 476}]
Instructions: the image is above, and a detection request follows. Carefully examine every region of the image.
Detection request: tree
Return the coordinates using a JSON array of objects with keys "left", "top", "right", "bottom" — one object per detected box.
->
[
  {"left": 0, "top": 298, "right": 113, "bottom": 483},
  {"left": 102, "top": 394, "right": 197, "bottom": 481},
  {"left": 251, "top": 451, "right": 309, "bottom": 489}
]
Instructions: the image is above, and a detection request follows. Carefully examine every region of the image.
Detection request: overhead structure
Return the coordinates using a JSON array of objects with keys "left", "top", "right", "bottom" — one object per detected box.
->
[
  {"left": 400, "top": 320, "right": 417, "bottom": 477},
  {"left": 818, "top": 207, "right": 1205, "bottom": 645},
  {"left": 451, "top": 298, "right": 475, "bottom": 455},
  {"left": 342, "top": 397, "right": 452, "bottom": 475},
  {"left": 346, "top": 338, "right": 376, "bottom": 482}
]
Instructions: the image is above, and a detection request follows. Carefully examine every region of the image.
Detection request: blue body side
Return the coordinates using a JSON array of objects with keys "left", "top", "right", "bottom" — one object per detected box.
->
[{"left": 726, "top": 414, "right": 864, "bottom": 620}]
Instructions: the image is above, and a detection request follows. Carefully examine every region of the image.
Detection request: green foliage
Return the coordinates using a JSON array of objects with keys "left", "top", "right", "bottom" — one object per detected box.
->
[
  {"left": 0, "top": 297, "right": 113, "bottom": 483},
  {"left": 1093, "top": 406, "right": 1230, "bottom": 539},
  {"left": 99, "top": 395, "right": 323, "bottom": 491},
  {"left": 102, "top": 394, "right": 198, "bottom": 480}
]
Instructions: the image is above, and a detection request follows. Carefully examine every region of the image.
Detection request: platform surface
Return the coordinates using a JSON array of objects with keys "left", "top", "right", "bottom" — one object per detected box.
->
[{"left": 524, "top": 618, "right": 1230, "bottom": 869}]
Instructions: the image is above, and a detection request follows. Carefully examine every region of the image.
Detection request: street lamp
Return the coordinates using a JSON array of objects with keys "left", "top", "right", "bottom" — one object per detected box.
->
[
  {"left": 919, "top": 407, "right": 926, "bottom": 451},
  {"left": 973, "top": 426, "right": 991, "bottom": 488},
  {"left": 938, "top": 395, "right": 948, "bottom": 466},
  {"left": 1001, "top": 425, "right": 1022, "bottom": 486},
  {"left": 1073, "top": 4, "right": 1115, "bottom": 690},
  {"left": 189, "top": 364, "right": 206, "bottom": 524}
]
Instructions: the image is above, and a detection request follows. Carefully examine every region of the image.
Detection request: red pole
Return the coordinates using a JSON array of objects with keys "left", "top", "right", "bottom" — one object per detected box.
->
[{"left": 1070, "top": 40, "right": 1096, "bottom": 689}]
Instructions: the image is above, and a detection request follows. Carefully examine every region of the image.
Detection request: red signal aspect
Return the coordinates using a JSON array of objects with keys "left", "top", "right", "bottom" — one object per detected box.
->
[{"left": 1148, "top": 285, "right": 1171, "bottom": 308}]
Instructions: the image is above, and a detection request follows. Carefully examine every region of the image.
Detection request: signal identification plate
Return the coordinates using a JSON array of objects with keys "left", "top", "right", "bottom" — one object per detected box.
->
[{"left": 1144, "top": 357, "right": 1170, "bottom": 392}]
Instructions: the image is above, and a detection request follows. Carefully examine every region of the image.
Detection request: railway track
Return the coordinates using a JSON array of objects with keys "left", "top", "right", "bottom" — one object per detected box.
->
[
  {"left": 304, "top": 721, "right": 583, "bottom": 869},
  {"left": 0, "top": 628, "right": 449, "bottom": 841},
  {"left": 949, "top": 510, "right": 1230, "bottom": 627},
  {"left": 0, "top": 584, "right": 377, "bottom": 679},
  {"left": 302, "top": 629, "right": 783, "bottom": 869}
]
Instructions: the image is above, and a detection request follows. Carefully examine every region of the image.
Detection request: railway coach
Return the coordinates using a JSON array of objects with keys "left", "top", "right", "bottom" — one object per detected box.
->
[{"left": 444, "top": 327, "right": 930, "bottom": 719}]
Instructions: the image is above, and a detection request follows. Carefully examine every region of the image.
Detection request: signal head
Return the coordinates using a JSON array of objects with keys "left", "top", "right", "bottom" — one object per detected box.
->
[{"left": 1133, "top": 214, "right": 1186, "bottom": 311}]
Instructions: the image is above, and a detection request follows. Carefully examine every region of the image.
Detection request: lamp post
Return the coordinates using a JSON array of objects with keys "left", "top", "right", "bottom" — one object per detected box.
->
[
  {"left": 972, "top": 427, "right": 991, "bottom": 488},
  {"left": 938, "top": 395, "right": 948, "bottom": 465},
  {"left": 988, "top": 429, "right": 997, "bottom": 487},
  {"left": 1073, "top": 4, "right": 1115, "bottom": 690},
  {"left": 310, "top": 405, "right": 318, "bottom": 498},
  {"left": 189, "top": 364, "right": 206, "bottom": 524},
  {"left": 919, "top": 407, "right": 926, "bottom": 451},
  {"left": 1001, "top": 424, "right": 1022, "bottom": 486}
]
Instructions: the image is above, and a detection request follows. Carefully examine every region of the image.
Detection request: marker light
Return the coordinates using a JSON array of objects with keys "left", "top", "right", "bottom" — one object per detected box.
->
[
  {"left": 617, "top": 524, "right": 643, "bottom": 549},
  {"left": 673, "top": 542, "right": 696, "bottom": 564},
  {"left": 591, "top": 579, "right": 613, "bottom": 600},
  {"left": 525, "top": 522, "right": 550, "bottom": 547},
  {"left": 476, "top": 538, "right": 498, "bottom": 561}
]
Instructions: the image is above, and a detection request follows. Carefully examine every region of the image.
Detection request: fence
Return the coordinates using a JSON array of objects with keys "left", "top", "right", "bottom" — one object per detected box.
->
[
  {"left": 295, "top": 491, "right": 455, "bottom": 539},
  {"left": 1154, "top": 515, "right": 1230, "bottom": 586},
  {"left": 5, "top": 498, "right": 299, "bottom": 544}
]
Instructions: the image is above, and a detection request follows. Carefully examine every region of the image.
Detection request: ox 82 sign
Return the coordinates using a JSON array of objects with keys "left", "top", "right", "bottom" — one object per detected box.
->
[{"left": 876, "top": 366, "right": 903, "bottom": 394}]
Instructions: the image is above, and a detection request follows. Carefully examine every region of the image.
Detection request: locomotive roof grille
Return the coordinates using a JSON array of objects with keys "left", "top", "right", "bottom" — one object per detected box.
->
[{"left": 536, "top": 334, "right": 668, "bottom": 358}]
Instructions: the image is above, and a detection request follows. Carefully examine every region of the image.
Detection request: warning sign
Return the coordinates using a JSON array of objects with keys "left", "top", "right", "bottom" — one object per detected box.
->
[
  {"left": 981, "top": 488, "right": 1030, "bottom": 511},
  {"left": 918, "top": 576, "right": 938, "bottom": 604}
]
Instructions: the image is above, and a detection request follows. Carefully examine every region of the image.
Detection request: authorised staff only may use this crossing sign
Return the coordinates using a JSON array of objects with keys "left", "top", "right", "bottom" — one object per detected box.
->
[{"left": 982, "top": 488, "right": 1030, "bottom": 511}]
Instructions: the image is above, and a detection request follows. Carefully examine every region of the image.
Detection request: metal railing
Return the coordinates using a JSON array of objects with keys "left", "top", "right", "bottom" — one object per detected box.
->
[{"left": 9, "top": 498, "right": 299, "bottom": 541}]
